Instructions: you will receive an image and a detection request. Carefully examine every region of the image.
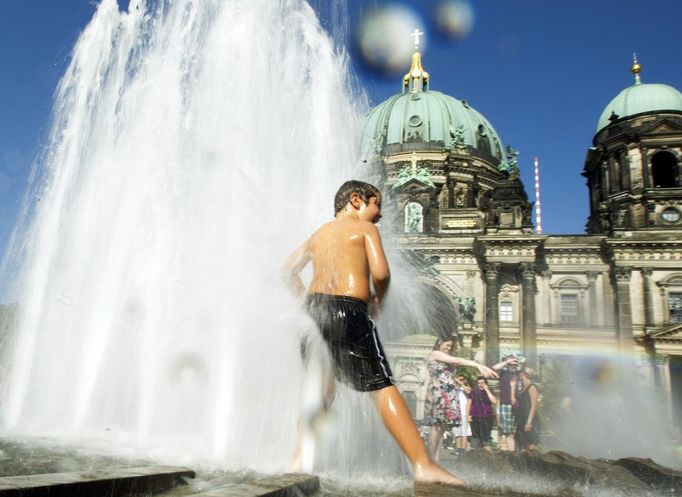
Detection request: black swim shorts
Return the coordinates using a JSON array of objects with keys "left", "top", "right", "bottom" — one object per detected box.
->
[{"left": 305, "top": 293, "right": 394, "bottom": 392}]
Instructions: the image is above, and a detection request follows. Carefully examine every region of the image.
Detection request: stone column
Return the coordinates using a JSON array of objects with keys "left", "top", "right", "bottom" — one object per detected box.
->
[
  {"left": 642, "top": 267, "right": 655, "bottom": 327},
  {"left": 446, "top": 177, "right": 455, "bottom": 209},
  {"left": 641, "top": 267, "right": 660, "bottom": 387},
  {"left": 601, "top": 159, "right": 610, "bottom": 196},
  {"left": 609, "top": 154, "right": 619, "bottom": 192},
  {"left": 641, "top": 147, "right": 650, "bottom": 189},
  {"left": 520, "top": 263, "right": 537, "bottom": 368},
  {"left": 587, "top": 271, "right": 599, "bottom": 326},
  {"left": 484, "top": 263, "right": 501, "bottom": 366},
  {"left": 613, "top": 266, "right": 634, "bottom": 349},
  {"left": 621, "top": 150, "right": 631, "bottom": 191}
]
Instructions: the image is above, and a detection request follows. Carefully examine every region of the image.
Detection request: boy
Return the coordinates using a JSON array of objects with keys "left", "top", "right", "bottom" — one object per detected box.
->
[{"left": 282, "top": 180, "right": 462, "bottom": 485}]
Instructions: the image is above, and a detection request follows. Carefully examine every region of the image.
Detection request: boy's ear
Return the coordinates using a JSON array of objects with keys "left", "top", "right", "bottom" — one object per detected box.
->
[{"left": 349, "top": 191, "right": 362, "bottom": 210}]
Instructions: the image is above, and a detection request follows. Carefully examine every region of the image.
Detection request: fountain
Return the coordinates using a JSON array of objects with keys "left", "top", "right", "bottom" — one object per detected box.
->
[
  {"left": 1, "top": 1, "right": 681, "bottom": 496},
  {"left": 0, "top": 0, "right": 381, "bottom": 475}
]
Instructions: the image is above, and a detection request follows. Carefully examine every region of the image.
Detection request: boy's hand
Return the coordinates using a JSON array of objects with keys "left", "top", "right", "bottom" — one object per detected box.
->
[{"left": 368, "top": 295, "right": 381, "bottom": 318}]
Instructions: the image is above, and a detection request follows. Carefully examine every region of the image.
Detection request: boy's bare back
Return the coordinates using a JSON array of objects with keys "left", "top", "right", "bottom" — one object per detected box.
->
[
  {"left": 283, "top": 193, "right": 389, "bottom": 304},
  {"left": 308, "top": 217, "right": 387, "bottom": 302}
]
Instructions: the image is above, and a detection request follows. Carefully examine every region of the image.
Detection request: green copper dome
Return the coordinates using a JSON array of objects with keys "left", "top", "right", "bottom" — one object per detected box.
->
[
  {"left": 363, "top": 90, "right": 504, "bottom": 160},
  {"left": 362, "top": 51, "right": 504, "bottom": 161},
  {"left": 597, "top": 82, "right": 682, "bottom": 132}
]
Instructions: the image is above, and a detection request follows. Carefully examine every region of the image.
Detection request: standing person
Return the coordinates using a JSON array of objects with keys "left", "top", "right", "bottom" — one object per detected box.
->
[
  {"left": 423, "top": 338, "right": 498, "bottom": 462},
  {"left": 282, "top": 180, "right": 461, "bottom": 485},
  {"left": 515, "top": 369, "right": 541, "bottom": 451},
  {"left": 492, "top": 354, "right": 522, "bottom": 452},
  {"left": 453, "top": 375, "right": 472, "bottom": 453},
  {"left": 468, "top": 377, "right": 497, "bottom": 450}
]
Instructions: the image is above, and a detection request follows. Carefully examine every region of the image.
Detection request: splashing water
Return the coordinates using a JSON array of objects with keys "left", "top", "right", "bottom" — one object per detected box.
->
[{"left": 0, "top": 0, "right": 386, "bottom": 473}]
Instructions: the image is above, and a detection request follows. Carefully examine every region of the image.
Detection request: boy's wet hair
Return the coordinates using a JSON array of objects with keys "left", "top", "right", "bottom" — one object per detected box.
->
[{"left": 334, "top": 180, "right": 381, "bottom": 215}]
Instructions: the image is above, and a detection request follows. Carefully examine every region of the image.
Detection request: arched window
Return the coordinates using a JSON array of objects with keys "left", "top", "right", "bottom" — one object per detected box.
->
[
  {"left": 670, "top": 293, "right": 682, "bottom": 323},
  {"left": 550, "top": 278, "right": 586, "bottom": 325},
  {"left": 651, "top": 151, "right": 679, "bottom": 188},
  {"left": 404, "top": 202, "right": 424, "bottom": 233},
  {"left": 659, "top": 275, "right": 682, "bottom": 324},
  {"left": 500, "top": 301, "right": 513, "bottom": 322}
]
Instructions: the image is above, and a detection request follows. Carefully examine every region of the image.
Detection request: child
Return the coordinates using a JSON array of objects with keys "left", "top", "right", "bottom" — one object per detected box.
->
[
  {"left": 282, "top": 180, "right": 462, "bottom": 485},
  {"left": 468, "top": 376, "right": 497, "bottom": 450}
]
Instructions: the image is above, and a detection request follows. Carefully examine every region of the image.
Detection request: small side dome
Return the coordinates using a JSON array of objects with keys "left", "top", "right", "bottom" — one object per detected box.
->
[
  {"left": 596, "top": 58, "right": 682, "bottom": 133},
  {"left": 597, "top": 83, "right": 682, "bottom": 132}
]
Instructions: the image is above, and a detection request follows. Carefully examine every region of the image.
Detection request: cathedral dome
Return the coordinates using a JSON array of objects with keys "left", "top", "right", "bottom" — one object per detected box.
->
[
  {"left": 596, "top": 59, "right": 682, "bottom": 133},
  {"left": 362, "top": 52, "right": 504, "bottom": 161},
  {"left": 363, "top": 90, "right": 504, "bottom": 160}
]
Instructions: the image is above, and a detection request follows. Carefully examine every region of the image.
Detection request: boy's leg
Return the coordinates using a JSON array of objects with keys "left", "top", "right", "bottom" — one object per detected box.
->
[
  {"left": 293, "top": 368, "right": 336, "bottom": 472},
  {"left": 371, "top": 385, "right": 464, "bottom": 485}
]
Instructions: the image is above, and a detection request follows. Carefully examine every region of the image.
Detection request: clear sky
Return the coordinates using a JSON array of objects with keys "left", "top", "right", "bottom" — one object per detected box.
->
[{"left": 2, "top": 0, "right": 682, "bottom": 263}]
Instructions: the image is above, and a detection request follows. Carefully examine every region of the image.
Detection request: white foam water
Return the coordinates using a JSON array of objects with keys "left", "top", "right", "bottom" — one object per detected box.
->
[{"left": 0, "top": 0, "right": 381, "bottom": 473}]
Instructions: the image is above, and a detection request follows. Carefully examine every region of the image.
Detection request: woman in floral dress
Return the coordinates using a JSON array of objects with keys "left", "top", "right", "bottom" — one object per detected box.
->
[{"left": 423, "top": 338, "right": 498, "bottom": 461}]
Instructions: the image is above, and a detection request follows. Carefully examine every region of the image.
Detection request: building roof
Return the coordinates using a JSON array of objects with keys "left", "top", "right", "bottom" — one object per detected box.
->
[
  {"left": 362, "top": 51, "right": 504, "bottom": 161},
  {"left": 596, "top": 58, "right": 682, "bottom": 133}
]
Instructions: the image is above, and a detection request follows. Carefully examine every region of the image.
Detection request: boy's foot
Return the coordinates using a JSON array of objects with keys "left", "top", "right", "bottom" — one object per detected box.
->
[{"left": 414, "top": 462, "right": 465, "bottom": 486}]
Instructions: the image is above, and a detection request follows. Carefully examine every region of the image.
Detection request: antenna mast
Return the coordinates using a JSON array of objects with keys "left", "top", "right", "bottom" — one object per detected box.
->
[{"left": 534, "top": 156, "right": 543, "bottom": 234}]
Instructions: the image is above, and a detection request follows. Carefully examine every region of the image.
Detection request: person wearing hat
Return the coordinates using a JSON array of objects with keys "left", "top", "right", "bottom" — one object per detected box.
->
[{"left": 492, "top": 353, "right": 524, "bottom": 452}]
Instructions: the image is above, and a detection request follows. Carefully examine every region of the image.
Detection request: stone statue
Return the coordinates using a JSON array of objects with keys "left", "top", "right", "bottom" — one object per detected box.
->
[
  {"left": 405, "top": 202, "right": 423, "bottom": 232},
  {"left": 455, "top": 188, "right": 465, "bottom": 207},
  {"left": 498, "top": 145, "right": 520, "bottom": 175},
  {"left": 448, "top": 124, "right": 467, "bottom": 151},
  {"left": 393, "top": 161, "right": 435, "bottom": 190},
  {"left": 458, "top": 296, "right": 476, "bottom": 323}
]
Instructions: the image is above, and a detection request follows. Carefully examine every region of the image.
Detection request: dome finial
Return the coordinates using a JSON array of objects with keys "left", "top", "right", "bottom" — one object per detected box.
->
[
  {"left": 403, "top": 28, "right": 429, "bottom": 93},
  {"left": 631, "top": 53, "right": 642, "bottom": 85}
]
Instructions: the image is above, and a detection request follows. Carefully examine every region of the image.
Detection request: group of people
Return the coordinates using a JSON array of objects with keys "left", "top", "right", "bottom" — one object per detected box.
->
[{"left": 422, "top": 344, "right": 541, "bottom": 458}]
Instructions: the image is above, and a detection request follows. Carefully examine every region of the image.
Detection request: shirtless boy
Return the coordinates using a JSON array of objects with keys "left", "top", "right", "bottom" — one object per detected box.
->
[{"left": 282, "top": 180, "right": 462, "bottom": 485}]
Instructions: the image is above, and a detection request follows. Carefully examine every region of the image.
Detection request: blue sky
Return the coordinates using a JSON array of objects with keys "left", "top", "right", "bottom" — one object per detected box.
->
[{"left": 1, "top": 0, "right": 682, "bottom": 263}]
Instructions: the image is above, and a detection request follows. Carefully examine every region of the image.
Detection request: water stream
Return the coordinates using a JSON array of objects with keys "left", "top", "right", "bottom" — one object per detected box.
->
[{"left": 0, "top": 0, "right": 373, "bottom": 474}]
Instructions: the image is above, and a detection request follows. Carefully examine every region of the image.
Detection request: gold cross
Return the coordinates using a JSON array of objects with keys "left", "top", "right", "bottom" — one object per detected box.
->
[
  {"left": 409, "top": 151, "right": 420, "bottom": 175},
  {"left": 411, "top": 29, "right": 424, "bottom": 50}
]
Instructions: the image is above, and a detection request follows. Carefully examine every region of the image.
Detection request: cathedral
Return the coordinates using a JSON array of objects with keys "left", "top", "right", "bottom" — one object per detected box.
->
[{"left": 362, "top": 49, "right": 682, "bottom": 426}]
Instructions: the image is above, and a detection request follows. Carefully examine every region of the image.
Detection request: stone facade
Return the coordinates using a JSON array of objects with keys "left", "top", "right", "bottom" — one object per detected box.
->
[{"left": 366, "top": 62, "right": 682, "bottom": 427}]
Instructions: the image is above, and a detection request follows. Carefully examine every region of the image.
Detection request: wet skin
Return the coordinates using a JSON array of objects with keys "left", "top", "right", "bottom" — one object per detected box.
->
[{"left": 283, "top": 192, "right": 387, "bottom": 305}]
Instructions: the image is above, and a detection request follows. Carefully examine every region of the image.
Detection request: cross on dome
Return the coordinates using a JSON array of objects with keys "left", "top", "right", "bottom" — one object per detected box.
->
[
  {"left": 411, "top": 29, "right": 424, "bottom": 51},
  {"left": 409, "top": 151, "right": 420, "bottom": 174}
]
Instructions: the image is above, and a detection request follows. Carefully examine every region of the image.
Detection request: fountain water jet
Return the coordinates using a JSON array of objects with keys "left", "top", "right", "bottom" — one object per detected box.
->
[{"left": 0, "top": 0, "right": 387, "bottom": 474}]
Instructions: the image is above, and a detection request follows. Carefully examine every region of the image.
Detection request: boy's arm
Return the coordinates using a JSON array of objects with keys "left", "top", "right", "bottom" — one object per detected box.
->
[
  {"left": 364, "top": 223, "right": 390, "bottom": 303},
  {"left": 281, "top": 239, "right": 312, "bottom": 299}
]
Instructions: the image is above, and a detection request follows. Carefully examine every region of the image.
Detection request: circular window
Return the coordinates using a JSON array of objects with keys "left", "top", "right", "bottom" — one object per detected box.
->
[
  {"left": 661, "top": 207, "right": 681, "bottom": 223},
  {"left": 408, "top": 115, "right": 422, "bottom": 127}
]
